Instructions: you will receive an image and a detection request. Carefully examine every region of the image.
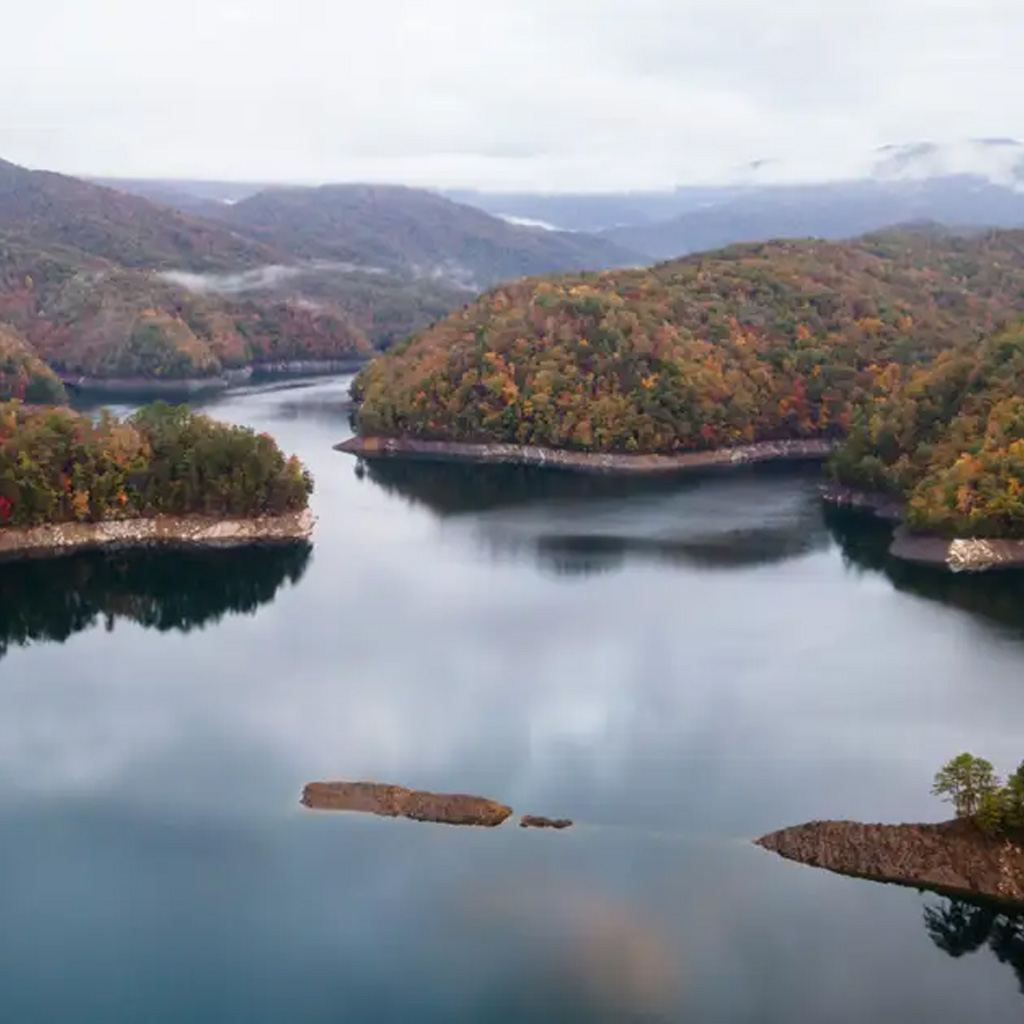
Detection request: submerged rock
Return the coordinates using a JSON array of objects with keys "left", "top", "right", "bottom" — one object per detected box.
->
[
  {"left": 756, "top": 819, "right": 1024, "bottom": 905},
  {"left": 520, "top": 815, "right": 573, "bottom": 830},
  {"left": 301, "top": 781, "right": 513, "bottom": 827}
]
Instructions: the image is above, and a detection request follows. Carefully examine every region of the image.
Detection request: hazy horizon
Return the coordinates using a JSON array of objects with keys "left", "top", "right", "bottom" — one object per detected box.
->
[{"left": 4, "top": 0, "right": 1023, "bottom": 191}]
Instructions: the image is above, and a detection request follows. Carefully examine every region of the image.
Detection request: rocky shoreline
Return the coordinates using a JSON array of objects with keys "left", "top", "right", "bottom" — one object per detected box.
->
[
  {"left": 0, "top": 509, "right": 314, "bottom": 561},
  {"left": 756, "top": 819, "right": 1024, "bottom": 906},
  {"left": 301, "top": 781, "right": 513, "bottom": 827},
  {"left": 59, "top": 372, "right": 246, "bottom": 398},
  {"left": 822, "top": 485, "right": 1024, "bottom": 572},
  {"left": 59, "top": 359, "right": 366, "bottom": 399},
  {"left": 252, "top": 358, "right": 369, "bottom": 376},
  {"left": 336, "top": 436, "right": 834, "bottom": 475}
]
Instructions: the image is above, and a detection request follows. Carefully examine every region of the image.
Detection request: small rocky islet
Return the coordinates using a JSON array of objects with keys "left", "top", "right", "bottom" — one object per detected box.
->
[{"left": 301, "top": 781, "right": 573, "bottom": 831}]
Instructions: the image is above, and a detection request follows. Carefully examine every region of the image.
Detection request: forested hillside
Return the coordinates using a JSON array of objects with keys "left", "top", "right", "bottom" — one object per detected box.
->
[
  {"left": 832, "top": 324, "right": 1024, "bottom": 536},
  {"left": 0, "top": 232, "right": 370, "bottom": 381},
  {"left": 353, "top": 229, "right": 1024, "bottom": 537},
  {"left": 0, "top": 324, "right": 66, "bottom": 403},
  {"left": 0, "top": 158, "right": 642, "bottom": 379},
  {"left": 0, "top": 158, "right": 278, "bottom": 271},
  {"left": 216, "top": 184, "right": 640, "bottom": 287}
]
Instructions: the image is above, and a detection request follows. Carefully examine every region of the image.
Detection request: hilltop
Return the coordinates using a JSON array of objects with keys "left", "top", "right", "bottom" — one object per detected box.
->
[
  {"left": 351, "top": 229, "right": 1024, "bottom": 539},
  {"left": 0, "top": 158, "right": 278, "bottom": 271},
  {"left": 213, "top": 183, "right": 640, "bottom": 289}
]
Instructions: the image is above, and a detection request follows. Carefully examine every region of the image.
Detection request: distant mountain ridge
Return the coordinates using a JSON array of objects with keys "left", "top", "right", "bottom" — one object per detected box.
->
[
  {"left": 0, "top": 157, "right": 644, "bottom": 387},
  {"left": 209, "top": 183, "right": 641, "bottom": 290},
  {"left": 0, "top": 158, "right": 278, "bottom": 271},
  {"left": 598, "top": 178, "right": 1024, "bottom": 261},
  {"left": 448, "top": 139, "right": 1024, "bottom": 257}
]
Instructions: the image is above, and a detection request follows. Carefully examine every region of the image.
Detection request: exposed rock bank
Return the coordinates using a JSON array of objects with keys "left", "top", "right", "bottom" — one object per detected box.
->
[
  {"left": 59, "top": 372, "right": 248, "bottom": 398},
  {"left": 520, "top": 815, "right": 573, "bottom": 830},
  {"left": 822, "top": 486, "right": 1024, "bottom": 572},
  {"left": 336, "top": 436, "right": 834, "bottom": 475},
  {"left": 0, "top": 509, "right": 314, "bottom": 562},
  {"left": 252, "top": 358, "right": 369, "bottom": 376},
  {"left": 819, "top": 484, "right": 904, "bottom": 522},
  {"left": 301, "top": 781, "right": 513, "bottom": 827},
  {"left": 890, "top": 529, "right": 1024, "bottom": 573},
  {"left": 756, "top": 819, "right": 1024, "bottom": 906}
]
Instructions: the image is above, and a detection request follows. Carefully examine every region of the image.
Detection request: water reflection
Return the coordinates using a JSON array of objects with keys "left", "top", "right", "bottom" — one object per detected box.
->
[
  {"left": 362, "top": 459, "right": 830, "bottom": 574},
  {"left": 825, "top": 507, "right": 1024, "bottom": 635},
  {"left": 0, "top": 545, "right": 311, "bottom": 660},
  {"left": 924, "top": 897, "right": 1024, "bottom": 994}
]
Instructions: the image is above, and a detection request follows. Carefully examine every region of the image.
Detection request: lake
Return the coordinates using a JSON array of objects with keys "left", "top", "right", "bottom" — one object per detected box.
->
[{"left": 2, "top": 375, "right": 1023, "bottom": 1022}]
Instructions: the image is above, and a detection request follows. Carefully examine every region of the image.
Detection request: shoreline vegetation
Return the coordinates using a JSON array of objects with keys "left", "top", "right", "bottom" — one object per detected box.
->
[
  {"left": 822, "top": 485, "right": 1024, "bottom": 571},
  {"left": 346, "top": 231, "right": 1024, "bottom": 561},
  {"left": 758, "top": 755, "right": 1024, "bottom": 905},
  {"left": 0, "top": 400, "right": 314, "bottom": 560}
]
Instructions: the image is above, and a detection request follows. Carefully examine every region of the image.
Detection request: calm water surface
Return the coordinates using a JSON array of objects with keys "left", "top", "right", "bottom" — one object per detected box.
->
[{"left": 2, "top": 377, "right": 1024, "bottom": 1022}]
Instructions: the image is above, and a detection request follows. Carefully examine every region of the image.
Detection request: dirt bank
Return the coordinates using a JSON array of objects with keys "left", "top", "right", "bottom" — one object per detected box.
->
[
  {"left": 756, "top": 819, "right": 1024, "bottom": 905},
  {"left": 301, "top": 781, "right": 513, "bottom": 827},
  {"left": 822, "top": 486, "right": 1024, "bottom": 572},
  {"left": 336, "top": 436, "right": 834, "bottom": 475},
  {"left": 0, "top": 509, "right": 314, "bottom": 562}
]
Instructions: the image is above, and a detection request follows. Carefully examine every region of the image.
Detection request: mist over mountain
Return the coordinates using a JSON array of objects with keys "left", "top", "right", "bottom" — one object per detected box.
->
[
  {"left": 449, "top": 139, "right": 1024, "bottom": 258},
  {"left": 206, "top": 183, "right": 640, "bottom": 289}
]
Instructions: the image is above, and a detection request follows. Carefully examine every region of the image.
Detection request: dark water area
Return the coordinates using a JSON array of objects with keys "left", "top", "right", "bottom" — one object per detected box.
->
[{"left": 5, "top": 376, "right": 1024, "bottom": 1022}]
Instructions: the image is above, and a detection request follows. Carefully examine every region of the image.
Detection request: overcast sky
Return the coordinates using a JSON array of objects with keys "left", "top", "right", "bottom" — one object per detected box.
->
[{"left": 3, "top": 0, "right": 1022, "bottom": 190}]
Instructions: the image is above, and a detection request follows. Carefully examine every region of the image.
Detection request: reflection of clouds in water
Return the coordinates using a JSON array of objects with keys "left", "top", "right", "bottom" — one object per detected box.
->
[
  {"left": 6, "top": 384, "right": 1024, "bottom": 839},
  {"left": 458, "top": 879, "right": 680, "bottom": 1016}
]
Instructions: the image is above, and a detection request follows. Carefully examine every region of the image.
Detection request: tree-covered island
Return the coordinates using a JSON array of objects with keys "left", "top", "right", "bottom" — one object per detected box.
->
[{"left": 0, "top": 401, "right": 313, "bottom": 559}]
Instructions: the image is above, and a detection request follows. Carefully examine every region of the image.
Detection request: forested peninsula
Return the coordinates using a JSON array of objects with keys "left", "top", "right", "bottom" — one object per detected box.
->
[
  {"left": 347, "top": 229, "right": 1024, "bottom": 555},
  {"left": 0, "top": 401, "right": 313, "bottom": 559}
]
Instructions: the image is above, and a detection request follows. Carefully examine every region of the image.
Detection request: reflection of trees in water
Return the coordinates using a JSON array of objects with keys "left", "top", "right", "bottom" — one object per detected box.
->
[
  {"left": 924, "top": 897, "right": 1024, "bottom": 994},
  {"left": 824, "top": 506, "right": 1024, "bottom": 634},
  {"left": 363, "top": 459, "right": 691, "bottom": 516},
  {"left": 0, "top": 544, "right": 311, "bottom": 659},
  {"left": 363, "top": 459, "right": 829, "bottom": 575}
]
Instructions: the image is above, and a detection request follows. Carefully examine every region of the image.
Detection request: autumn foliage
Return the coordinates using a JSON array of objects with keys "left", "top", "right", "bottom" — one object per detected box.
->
[
  {"left": 832, "top": 325, "right": 1024, "bottom": 536},
  {"left": 0, "top": 323, "right": 66, "bottom": 404},
  {"left": 0, "top": 233, "right": 371, "bottom": 382},
  {"left": 0, "top": 401, "right": 312, "bottom": 528},
  {"left": 354, "top": 230, "right": 1024, "bottom": 537}
]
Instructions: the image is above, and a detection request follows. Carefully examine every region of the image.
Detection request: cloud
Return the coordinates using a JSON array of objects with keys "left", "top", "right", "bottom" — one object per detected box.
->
[{"left": 1, "top": 0, "right": 1022, "bottom": 189}]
